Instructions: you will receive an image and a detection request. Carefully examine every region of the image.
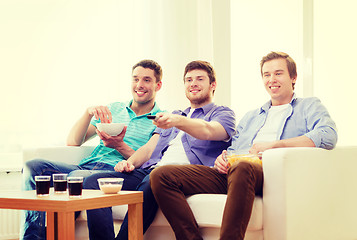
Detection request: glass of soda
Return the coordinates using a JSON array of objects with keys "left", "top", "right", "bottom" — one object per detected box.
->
[
  {"left": 67, "top": 176, "right": 83, "bottom": 198},
  {"left": 53, "top": 174, "right": 68, "bottom": 193},
  {"left": 35, "top": 176, "right": 51, "bottom": 197}
]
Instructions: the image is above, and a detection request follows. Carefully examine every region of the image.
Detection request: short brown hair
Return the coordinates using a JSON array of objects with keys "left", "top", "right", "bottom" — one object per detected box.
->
[
  {"left": 183, "top": 60, "right": 216, "bottom": 84},
  {"left": 260, "top": 51, "right": 297, "bottom": 89},
  {"left": 132, "top": 60, "right": 162, "bottom": 82}
]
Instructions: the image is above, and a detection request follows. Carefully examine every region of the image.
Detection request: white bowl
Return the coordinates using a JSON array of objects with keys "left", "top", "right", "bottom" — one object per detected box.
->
[
  {"left": 97, "top": 178, "right": 124, "bottom": 194},
  {"left": 96, "top": 123, "right": 125, "bottom": 136}
]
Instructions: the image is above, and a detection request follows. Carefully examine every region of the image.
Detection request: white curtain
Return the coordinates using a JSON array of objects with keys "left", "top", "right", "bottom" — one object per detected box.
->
[{"left": 0, "top": 0, "right": 231, "bottom": 151}]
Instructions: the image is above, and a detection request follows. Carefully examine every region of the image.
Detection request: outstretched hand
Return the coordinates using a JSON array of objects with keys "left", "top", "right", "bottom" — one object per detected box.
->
[{"left": 152, "top": 112, "right": 183, "bottom": 129}]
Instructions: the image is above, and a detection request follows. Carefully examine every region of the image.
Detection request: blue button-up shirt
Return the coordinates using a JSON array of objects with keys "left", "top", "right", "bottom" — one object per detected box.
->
[
  {"left": 141, "top": 103, "right": 236, "bottom": 168},
  {"left": 228, "top": 94, "right": 338, "bottom": 153}
]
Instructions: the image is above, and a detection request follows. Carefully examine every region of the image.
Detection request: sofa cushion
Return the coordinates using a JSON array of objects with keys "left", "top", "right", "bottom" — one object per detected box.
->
[
  {"left": 79, "top": 194, "right": 263, "bottom": 231},
  {"left": 146, "top": 194, "right": 263, "bottom": 231}
]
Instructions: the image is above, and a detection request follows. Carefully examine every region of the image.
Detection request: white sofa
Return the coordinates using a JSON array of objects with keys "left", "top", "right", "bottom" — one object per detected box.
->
[{"left": 23, "top": 146, "right": 357, "bottom": 240}]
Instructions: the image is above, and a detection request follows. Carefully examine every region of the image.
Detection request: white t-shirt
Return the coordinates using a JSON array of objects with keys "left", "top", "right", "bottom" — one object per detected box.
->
[
  {"left": 155, "top": 109, "right": 195, "bottom": 167},
  {"left": 253, "top": 104, "right": 290, "bottom": 144}
]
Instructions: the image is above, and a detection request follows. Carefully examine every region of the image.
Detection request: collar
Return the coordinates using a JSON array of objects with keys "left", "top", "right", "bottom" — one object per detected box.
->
[
  {"left": 181, "top": 102, "right": 216, "bottom": 116},
  {"left": 125, "top": 100, "right": 160, "bottom": 115},
  {"left": 260, "top": 93, "right": 297, "bottom": 113},
  {"left": 125, "top": 100, "right": 133, "bottom": 109}
]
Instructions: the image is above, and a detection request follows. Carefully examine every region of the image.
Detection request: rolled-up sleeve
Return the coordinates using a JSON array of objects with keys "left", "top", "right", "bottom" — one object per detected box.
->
[
  {"left": 304, "top": 98, "right": 338, "bottom": 149},
  {"left": 210, "top": 106, "right": 237, "bottom": 140}
]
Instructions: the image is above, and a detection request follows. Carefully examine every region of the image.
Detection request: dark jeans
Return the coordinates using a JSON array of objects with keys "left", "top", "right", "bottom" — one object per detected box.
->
[
  {"left": 115, "top": 173, "right": 159, "bottom": 240},
  {"left": 84, "top": 168, "right": 155, "bottom": 240},
  {"left": 150, "top": 162, "right": 263, "bottom": 240}
]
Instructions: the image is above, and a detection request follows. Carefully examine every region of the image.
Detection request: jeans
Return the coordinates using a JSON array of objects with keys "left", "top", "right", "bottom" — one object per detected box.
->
[
  {"left": 21, "top": 159, "right": 114, "bottom": 240},
  {"left": 84, "top": 168, "right": 152, "bottom": 240},
  {"left": 115, "top": 173, "right": 158, "bottom": 240},
  {"left": 150, "top": 163, "right": 263, "bottom": 240}
]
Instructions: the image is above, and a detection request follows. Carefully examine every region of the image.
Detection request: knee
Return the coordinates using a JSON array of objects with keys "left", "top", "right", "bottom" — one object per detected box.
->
[
  {"left": 150, "top": 166, "right": 174, "bottom": 192},
  {"left": 82, "top": 174, "right": 100, "bottom": 189},
  {"left": 228, "top": 161, "right": 255, "bottom": 180},
  {"left": 150, "top": 167, "right": 164, "bottom": 191},
  {"left": 68, "top": 170, "right": 90, "bottom": 178},
  {"left": 23, "top": 159, "right": 46, "bottom": 175}
]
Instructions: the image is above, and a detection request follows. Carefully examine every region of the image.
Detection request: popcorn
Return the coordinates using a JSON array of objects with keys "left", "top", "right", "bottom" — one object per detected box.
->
[{"left": 226, "top": 154, "right": 262, "bottom": 167}]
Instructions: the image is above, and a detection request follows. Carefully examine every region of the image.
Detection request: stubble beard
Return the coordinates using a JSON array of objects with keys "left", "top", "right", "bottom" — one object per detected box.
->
[{"left": 188, "top": 93, "right": 210, "bottom": 106}]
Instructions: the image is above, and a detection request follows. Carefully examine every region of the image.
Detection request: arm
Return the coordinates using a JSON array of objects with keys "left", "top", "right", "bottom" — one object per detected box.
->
[
  {"left": 96, "top": 126, "right": 136, "bottom": 159},
  {"left": 67, "top": 106, "right": 112, "bottom": 146},
  {"left": 303, "top": 98, "right": 337, "bottom": 150},
  {"left": 249, "top": 135, "right": 315, "bottom": 155},
  {"left": 153, "top": 112, "right": 229, "bottom": 141},
  {"left": 249, "top": 98, "right": 336, "bottom": 154},
  {"left": 114, "top": 134, "right": 160, "bottom": 172}
]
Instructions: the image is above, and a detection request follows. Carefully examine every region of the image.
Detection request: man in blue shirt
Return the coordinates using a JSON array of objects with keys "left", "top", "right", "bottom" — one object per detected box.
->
[
  {"left": 150, "top": 52, "right": 338, "bottom": 240},
  {"left": 83, "top": 60, "right": 237, "bottom": 239},
  {"left": 21, "top": 59, "right": 163, "bottom": 240}
]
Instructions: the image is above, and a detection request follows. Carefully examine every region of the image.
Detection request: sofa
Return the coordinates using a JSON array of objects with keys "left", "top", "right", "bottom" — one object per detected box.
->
[{"left": 23, "top": 146, "right": 357, "bottom": 240}]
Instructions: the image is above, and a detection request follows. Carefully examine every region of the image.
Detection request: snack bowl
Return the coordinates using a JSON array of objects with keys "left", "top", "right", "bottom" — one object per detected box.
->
[
  {"left": 226, "top": 151, "right": 262, "bottom": 167},
  {"left": 96, "top": 123, "right": 125, "bottom": 136},
  {"left": 98, "top": 178, "right": 124, "bottom": 194}
]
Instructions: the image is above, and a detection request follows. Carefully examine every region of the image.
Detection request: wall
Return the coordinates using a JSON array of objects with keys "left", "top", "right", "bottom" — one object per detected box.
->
[
  {"left": 230, "top": 0, "right": 304, "bottom": 120},
  {"left": 1, "top": 0, "right": 355, "bottom": 150},
  {"left": 313, "top": 0, "right": 357, "bottom": 146},
  {"left": 0, "top": 0, "right": 223, "bottom": 149},
  {"left": 231, "top": 0, "right": 356, "bottom": 146}
]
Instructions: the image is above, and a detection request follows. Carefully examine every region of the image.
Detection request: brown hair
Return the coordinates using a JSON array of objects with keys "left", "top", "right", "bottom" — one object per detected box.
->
[
  {"left": 183, "top": 60, "right": 216, "bottom": 84},
  {"left": 260, "top": 52, "right": 297, "bottom": 89},
  {"left": 132, "top": 60, "right": 163, "bottom": 82}
]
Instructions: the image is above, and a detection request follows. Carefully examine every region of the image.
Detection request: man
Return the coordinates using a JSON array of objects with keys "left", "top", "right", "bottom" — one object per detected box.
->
[
  {"left": 83, "top": 60, "right": 236, "bottom": 239},
  {"left": 150, "top": 52, "right": 338, "bottom": 240},
  {"left": 21, "top": 59, "right": 163, "bottom": 240}
]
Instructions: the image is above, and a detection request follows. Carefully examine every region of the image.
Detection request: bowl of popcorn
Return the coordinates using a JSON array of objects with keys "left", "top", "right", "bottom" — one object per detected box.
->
[
  {"left": 97, "top": 178, "right": 124, "bottom": 194},
  {"left": 225, "top": 151, "right": 262, "bottom": 167}
]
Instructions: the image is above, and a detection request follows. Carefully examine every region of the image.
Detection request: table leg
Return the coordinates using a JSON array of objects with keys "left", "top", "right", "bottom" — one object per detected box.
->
[
  {"left": 57, "top": 211, "right": 75, "bottom": 240},
  {"left": 128, "top": 202, "right": 143, "bottom": 240},
  {"left": 46, "top": 212, "right": 55, "bottom": 240}
]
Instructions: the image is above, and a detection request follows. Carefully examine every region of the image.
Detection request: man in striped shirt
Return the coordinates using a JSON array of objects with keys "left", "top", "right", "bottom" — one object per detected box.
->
[{"left": 21, "top": 59, "right": 164, "bottom": 240}]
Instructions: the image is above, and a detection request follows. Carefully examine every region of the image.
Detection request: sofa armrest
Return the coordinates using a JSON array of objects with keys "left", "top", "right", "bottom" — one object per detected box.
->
[
  {"left": 23, "top": 146, "right": 96, "bottom": 165},
  {"left": 262, "top": 146, "right": 357, "bottom": 240}
]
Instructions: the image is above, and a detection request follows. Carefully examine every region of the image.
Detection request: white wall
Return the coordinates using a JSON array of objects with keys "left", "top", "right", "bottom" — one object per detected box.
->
[
  {"left": 313, "top": 0, "right": 357, "bottom": 146},
  {"left": 1, "top": 0, "right": 355, "bottom": 150},
  {"left": 231, "top": 0, "right": 304, "bottom": 120},
  {"left": 0, "top": 0, "right": 219, "bottom": 148},
  {"left": 231, "top": 0, "right": 355, "bottom": 146}
]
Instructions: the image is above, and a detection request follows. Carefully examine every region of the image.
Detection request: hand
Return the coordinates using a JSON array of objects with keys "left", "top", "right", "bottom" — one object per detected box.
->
[
  {"left": 87, "top": 106, "right": 112, "bottom": 123},
  {"left": 96, "top": 126, "right": 127, "bottom": 149},
  {"left": 153, "top": 112, "right": 182, "bottom": 129},
  {"left": 114, "top": 160, "right": 135, "bottom": 172},
  {"left": 214, "top": 150, "right": 229, "bottom": 174},
  {"left": 249, "top": 141, "right": 276, "bottom": 155}
]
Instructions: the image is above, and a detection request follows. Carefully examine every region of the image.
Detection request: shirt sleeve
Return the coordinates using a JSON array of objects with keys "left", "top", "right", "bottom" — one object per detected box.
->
[
  {"left": 209, "top": 106, "right": 237, "bottom": 139},
  {"left": 303, "top": 97, "right": 338, "bottom": 149}
]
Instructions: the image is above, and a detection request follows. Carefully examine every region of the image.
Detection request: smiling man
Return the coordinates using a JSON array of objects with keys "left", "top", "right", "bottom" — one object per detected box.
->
[
  {"left": 21, "top": 60, "right": 163, "bottom": 240},
  {"left": 150, "top": 52, "right": 338, "bottom": 240},
  {"left": 83, "top": 60, "right": 236, "bottom": 240}
]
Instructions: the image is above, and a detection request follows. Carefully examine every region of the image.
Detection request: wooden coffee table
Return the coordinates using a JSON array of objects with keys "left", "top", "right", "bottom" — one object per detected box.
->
[{"left": 0, "top": 189, "right": 143, "bottom": 240}]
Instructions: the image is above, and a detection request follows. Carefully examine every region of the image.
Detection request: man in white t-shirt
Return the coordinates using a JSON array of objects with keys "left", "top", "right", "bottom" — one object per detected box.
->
[
  {"left": 150, "top": 52, "right": 338, "bottom": 240},
  {"left": 83, "top": 60, "right": 237, "bottom": 239}
]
